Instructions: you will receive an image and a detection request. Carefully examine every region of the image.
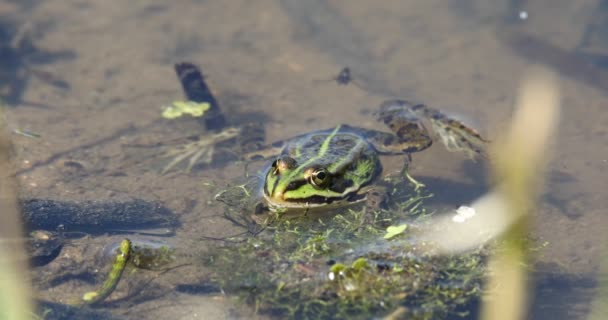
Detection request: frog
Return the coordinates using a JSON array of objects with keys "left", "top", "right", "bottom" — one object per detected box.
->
[
  {"left": 244, "top": 100, "right": 487, "bottom": 213},
  {"left": 163, "top": 63, "right": 488, "bottom": 214}
]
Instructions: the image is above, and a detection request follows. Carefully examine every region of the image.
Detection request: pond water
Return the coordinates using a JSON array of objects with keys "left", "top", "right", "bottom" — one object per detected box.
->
[{"left": 1, "top": 0, "right": 607, "bottom": 319}]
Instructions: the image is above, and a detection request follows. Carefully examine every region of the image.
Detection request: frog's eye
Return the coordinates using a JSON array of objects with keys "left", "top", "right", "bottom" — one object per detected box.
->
[
  {"left": 310, "top": 168, "right": 330, "bottom": 189},
  {"left": 272, "top": 156, "right": 297, "bottom": 175}
]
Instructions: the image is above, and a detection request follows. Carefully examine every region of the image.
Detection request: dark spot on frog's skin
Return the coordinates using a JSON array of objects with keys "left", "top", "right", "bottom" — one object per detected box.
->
[
  {"left": 302, "top": 139, "right": 319, "bottom": 149},
  {"left": 396, "top": 126, "right": 416, "bottom": 138},
  {"left": 382, "top": 115, "right": 394, "bottom": 124},
  {"left": 333, "top": 139, "right": 350, "bottom": 147},
  {"left": 403, "top": 145, "right": 423, "bottom": 153},
  {"left": 286, "top": 180, "right": 307, "bottom": 191},
  {"left": 383, "top": 136, "right": 395, "bottom": 145},
  {"left": 412, "top": 104, "right": 426, "bottom": 111},
  {"left": 431, "top": 113, "right": 444, "bottom": 120},
  {"left": 330, "top": 179, "right": 353, "bottom": 193}
]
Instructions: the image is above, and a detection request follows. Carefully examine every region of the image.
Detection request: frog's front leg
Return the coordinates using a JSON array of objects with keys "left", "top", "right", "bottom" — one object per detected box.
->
[
  {"left": 354, "top": 184, "right": 390, "bottom": 225},
  {"left": 361, "top": 185, "right": 389, "bottom": 211}
]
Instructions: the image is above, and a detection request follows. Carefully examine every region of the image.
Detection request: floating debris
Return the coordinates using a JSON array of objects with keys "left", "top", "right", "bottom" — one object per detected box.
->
[
  {"left": 383, "top": 224, "right": 408, "bottom": 240},
  {"left": 333, "top": 67, "right": 354, "bottom": 85},
  {"left": 314, "top": 66, "right": 365, "bottom": 90},
  {"left": 161, "top": 100, "right": 209, "bottom": 119},
  {"left": 452, "top": 206, "right": 476, "bottom": 223},
  {"left": 12, "top": 129, "right": 41, "bottom": 138}
]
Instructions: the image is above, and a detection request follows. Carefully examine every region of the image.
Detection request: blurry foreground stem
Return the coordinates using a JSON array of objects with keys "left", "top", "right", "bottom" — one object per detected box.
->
[
  {"left": 0, "top": 106, "right": 33, "bottom": 319},
  {"left": 482, "top": 67, "right": 560, "bottom": 320}
]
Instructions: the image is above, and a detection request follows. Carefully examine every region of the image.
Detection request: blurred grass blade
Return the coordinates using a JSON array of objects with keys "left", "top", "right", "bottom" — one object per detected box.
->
[
  {"left": 481, "top": 67, "right": 560, "bottom": 320},
  {"left": 415, "top": 67, "right": 559, "bottom": 319},
  {"left": 420, "top": 68, "right": 560, "bottom": 255},
  {"left": 0, "top": 106, "right": 33, "bottom": 320},
  {"left": 587, "top": 249, "right": 608, "bottom": 320}
]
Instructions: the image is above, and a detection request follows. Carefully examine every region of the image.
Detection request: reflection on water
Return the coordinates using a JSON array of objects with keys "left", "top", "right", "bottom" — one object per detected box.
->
[{"left": 3, "top": 0, "right": 606, "bottom": 319}]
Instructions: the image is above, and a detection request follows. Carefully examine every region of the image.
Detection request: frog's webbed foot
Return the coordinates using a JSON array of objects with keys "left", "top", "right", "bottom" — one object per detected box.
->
[
  {"left": 158, "top": 127, "right": 240, "bottom": 174},
  {"left": 160, "top": 139, "right": 213, "bottom": 174},
  {"left": 400, "top": 153, "right": 425, "bottom": 190},
  {"left": 421, "top": 107, "right": 488, "bottom": 159},
  {"left": 404, "top": 171, "right": 425, "bottom": 190}
]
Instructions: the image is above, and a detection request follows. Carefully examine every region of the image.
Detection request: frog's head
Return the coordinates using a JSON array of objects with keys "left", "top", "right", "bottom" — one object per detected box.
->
[{"left": 262, "top": 155, "right": 375, "bottom": 212}]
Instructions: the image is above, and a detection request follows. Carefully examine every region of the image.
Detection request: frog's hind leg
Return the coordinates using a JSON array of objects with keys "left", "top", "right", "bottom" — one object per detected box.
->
[
  {"left": 366, "top": 102, "right": 435, "bottom": 189},
  {"left": 380, "top": 100, "right": 488, "bottom": 159},
  {"left": 419, "top": 106, "right": 488, "bottom": 159},
  {"left": 368, "top": 106, "right": 433, "bottom": 154}
]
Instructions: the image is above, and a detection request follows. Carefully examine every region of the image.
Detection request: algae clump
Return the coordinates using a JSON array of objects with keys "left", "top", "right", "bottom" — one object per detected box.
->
[{"left": 206, "top": 180, "right": 488, "bottom": 319}]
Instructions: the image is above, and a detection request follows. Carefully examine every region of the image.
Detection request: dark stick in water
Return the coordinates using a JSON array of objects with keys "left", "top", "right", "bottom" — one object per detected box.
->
[{"left": 174, "top": 62, "right": 227, "bottom": 131}]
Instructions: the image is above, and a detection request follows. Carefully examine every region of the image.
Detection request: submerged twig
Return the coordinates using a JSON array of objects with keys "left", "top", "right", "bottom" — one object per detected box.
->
[{"left": 78, "top": 239, "right": 131, "bottom": 306}]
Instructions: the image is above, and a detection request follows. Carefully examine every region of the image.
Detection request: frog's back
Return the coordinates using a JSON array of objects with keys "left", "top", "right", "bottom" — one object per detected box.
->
[{"left": 281, "top": 125, "right": 377, "bottom": 168}]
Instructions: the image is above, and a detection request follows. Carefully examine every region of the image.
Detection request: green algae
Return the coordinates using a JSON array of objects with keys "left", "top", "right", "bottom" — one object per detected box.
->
[
  {"left": 161, "top": 100, "right": 210, "bottom": 119},
  {"left": 206, "top": 178, "right": 489, "bottom": 319}
]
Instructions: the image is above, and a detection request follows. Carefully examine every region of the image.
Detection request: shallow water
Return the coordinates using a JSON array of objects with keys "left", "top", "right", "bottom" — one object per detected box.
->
[{"left": 2, "top": 0, "right": 607, "bottom": 319}]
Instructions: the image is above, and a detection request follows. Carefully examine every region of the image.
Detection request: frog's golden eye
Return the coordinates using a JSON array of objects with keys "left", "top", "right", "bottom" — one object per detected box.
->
[
  {"left": 272, "top": 156, "right": 297, "bottom": 175},
  {"left": 310, "top": 168, "right": 330, "bottom": 188}
]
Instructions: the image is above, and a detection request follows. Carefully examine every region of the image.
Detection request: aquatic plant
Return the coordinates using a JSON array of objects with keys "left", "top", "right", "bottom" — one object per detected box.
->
[{"left": 207, "top": 182, "right": 488, "bottom": 319}]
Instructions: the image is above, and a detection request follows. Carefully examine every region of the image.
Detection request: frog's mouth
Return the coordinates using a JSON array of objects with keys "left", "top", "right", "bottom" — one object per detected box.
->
[{"left": 263, "top": 192, "right": 366, "bottom": 213}]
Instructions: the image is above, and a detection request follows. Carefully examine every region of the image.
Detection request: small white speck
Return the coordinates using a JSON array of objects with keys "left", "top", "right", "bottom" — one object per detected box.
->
[
  {"left": 519, "top": 11, "right": 528, "bottom": 20},
  {"left": 328, "top": 272, "right": 335, "bottom": 281},
  {"left": 344, "top": 281, "right": 356, "bottom": 291},
  {"left": 452, "top": 206, "right": 476, "bottom": 223}
]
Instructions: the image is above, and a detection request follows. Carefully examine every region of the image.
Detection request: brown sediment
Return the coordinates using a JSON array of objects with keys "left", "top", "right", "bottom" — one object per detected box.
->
[{"left": 499, "top": 29, "right": 608, "bottom": 94}]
